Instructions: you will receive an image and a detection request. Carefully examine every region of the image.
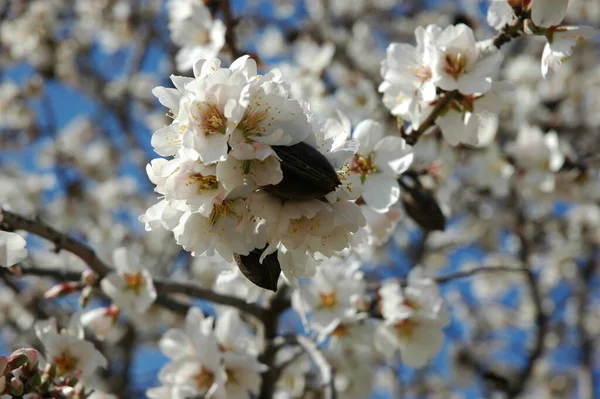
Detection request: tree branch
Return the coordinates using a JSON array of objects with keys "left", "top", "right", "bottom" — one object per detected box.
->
[
  {"left": 401, "top": 90, "right": 457, "bottom": 146},
  {"left": 0, "top": 209, "right": 267, "bottom": 319},
  {"left": 220, "top": 0, "right": 242, "bottom": 58},
  {"left": 1, "top": 209, "right": 110, "bottom": 275}
]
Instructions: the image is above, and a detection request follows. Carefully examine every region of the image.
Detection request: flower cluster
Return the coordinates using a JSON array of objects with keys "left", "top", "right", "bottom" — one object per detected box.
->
[
  {"left": 148, "top": 307, "right": 265, "bottom": 399},
  {"left": 488, "top": 0, "right": 598, "bottom": 77},
  {"left": 167, "top": 0, "right": 226, "bottom": 72},
  {"left": 142, "top": 56, "right": 384, "bottom": 285},
  {"left": 0, "top": 320, "right": 110, "bottom": 398}
]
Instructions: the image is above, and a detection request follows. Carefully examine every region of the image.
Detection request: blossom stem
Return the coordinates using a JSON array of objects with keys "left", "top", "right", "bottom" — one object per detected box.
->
[
  {"left": 403, "top": 90, "right": 458, "bottom": 146},
  {"left": 220, "top": 0, "right": 242, "bottom": 58},
  {"left": 492, "top": 20, "right": 524, "bottom": 49}
]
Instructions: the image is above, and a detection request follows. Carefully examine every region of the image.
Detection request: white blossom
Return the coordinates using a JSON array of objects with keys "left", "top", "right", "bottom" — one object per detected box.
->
[
  {"left": 0, "top": 230, "right": 28, "bottom": 267},
  {"left": 375, "top": 268, "right": 449, "bottom": 367},
  {"left": 100, "top": 247, "right": 157, "bottom": 313}
]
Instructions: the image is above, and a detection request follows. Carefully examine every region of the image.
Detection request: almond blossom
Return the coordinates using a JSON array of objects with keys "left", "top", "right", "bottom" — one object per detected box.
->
[
  {"left": 167, "top": 0, "right": 226, "bottom": 72},
  {"left": 375, "top": 268, "right": 450, "bottom": 367},
  {"left": 541, "top": 26, "right": 598, "bottom": 78},
  {"left": 430, "top": 24, "right": 504, "bottom": 95},
  {"left": 292, "top": 262, "right": 365, "bottom": 330},
  {"left": 349, "top": 120, "right": 413, "bottom": 212},
  {"left": 100, "top": 247, "right": 157, "bottom": 313},
  {"left": 34, "top": 317, "right": 107, "bottom": 379}
]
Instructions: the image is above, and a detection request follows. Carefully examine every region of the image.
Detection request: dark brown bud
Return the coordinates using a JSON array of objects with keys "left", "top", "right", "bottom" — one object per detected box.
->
[
  {"left": 398, "top": 171, "right": 446, "bottom": 232},
  {"left": 234, "top": 248, "right": 281, "bottom": 291},
  {"left": 263, "top": 142, "right": 341, "bottom": 200}
]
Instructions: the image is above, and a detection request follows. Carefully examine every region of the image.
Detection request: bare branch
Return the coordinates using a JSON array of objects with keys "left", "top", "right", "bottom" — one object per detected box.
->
[{"left": 220, "top": 0, "right": 242, "bottom": 58}]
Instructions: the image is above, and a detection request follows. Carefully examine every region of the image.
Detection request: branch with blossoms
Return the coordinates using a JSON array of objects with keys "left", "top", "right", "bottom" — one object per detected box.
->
[{"left": 1, "top": 0, "right": 599, "bottom": 398}]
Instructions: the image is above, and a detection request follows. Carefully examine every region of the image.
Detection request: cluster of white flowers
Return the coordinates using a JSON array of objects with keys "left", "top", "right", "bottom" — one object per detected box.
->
[
  {"left": 290, "top": 259, "right": 450, "bottom": 377},
  {"left": 487, "top": 0, "right": 598, "bottom": 77},
  {"left": 141, "top": 55, "right": 415, "bottom": 286},
  {"left": 167, "top": 0, "right": 226, "bottom": 72},
  {"left": 148, "top": 307, "right": 265, "bottom": 399},
  {"left": 34, "top": 315, "right": 107, "bottom": 379},
  {"left": 380, "top": 23, "right": 507, "bottom": 146}
]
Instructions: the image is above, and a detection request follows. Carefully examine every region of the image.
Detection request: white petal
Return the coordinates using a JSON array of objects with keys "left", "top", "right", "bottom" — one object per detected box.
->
[
  {"left": 374, "top": 136, "right": 414, "bottom": 175},
  {"left": 362, "top": 174, "right": 400, "bottom": 213},
  {"left": 352, "top": 120, "right": 385, "bottom": 153}
]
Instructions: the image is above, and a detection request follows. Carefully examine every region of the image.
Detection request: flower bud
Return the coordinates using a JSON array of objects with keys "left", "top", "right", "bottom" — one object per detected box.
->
[
  {"left": 81, "top": 270, "right": 99, "bottom": 286},
  {"left": 234, "top": 248, "right": 281, "bottom": 291},
  {"left": 10, "top": 348, "right": 40, "bottom": 373},
  {"left": 9, "top": 378, "right": 24, "bottom": 396},
  {"left": 0, "top": 356, "right": 8, "bottom": 375},
  {"left": 8, "top": 353, "right": 29, "bottom": 370},
  {"left": 44, "top": 282, "right": 84, "bottom": 299},
  {"left": 43, "top": 363, "right": 57, "bottom": 382},
  {"left": 263, "top": 142, "right": 341, "bottom": 200},
  {"left": 398, "top": 171, "right": 446, "bottom": 232}
]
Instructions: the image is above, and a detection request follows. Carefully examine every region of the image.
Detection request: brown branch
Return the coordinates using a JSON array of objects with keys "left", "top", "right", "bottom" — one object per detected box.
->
[
  {"left": 0, "top": 209, "right": 268, "bottom": 319},
  {"left": 402, "top": 90, "right": 457, "bottom": 146},
  {"left": 220, "top": 0, "right": 242, "bottom": 58},
  {"left": 155, "top": 280, "right": 267, "bottom": 319},
  {"left": 1, "top": 208, "right": 110, "bottom": 275},
  {"left": 259, "top": 287, "right": 292, "bottom": 398},
  {"left": 576, "top": 255, "right": 597, "bottom": 399},
  {"left": 434, "top": 265, "right": 530, "bottom": 284}
]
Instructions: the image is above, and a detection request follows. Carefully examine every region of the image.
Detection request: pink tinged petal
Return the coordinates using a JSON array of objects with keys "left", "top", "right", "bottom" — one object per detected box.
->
[
  {"left": 152, "top": 87, "right": 181, "bottom": 114},
  {"left": 352, "top": 120, "right": 385, "bottom": 153},
  {"left": 362, "top": 174, "right": 400, "bottom": 213},
  {"left": 374, "top": 136, "right": 414, "bottom": 175},
  {"left": 151, "top": 125, "right": 181, "bottom": 156},
  {"left": 530, "top": 0, "right": 568, "bottom": 28}
]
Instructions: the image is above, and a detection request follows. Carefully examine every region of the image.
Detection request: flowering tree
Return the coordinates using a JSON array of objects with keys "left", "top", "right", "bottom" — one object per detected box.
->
[{"left": 1, "top": 0, "right": 599, "bottom": 397}]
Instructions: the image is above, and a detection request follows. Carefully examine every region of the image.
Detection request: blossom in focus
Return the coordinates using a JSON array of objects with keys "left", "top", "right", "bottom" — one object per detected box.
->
[
  {"left": 167, "top": 0, "right": 226, "bottom": 72},
  {"left": 348, "top": 120, "right": 413, "bottom": 212},
  {"left": 100, "top": 247, "right": 157, "bottom": 313},
  {"left": 430, "top": 24, "right": 504, "bottom": 95},
  {"left": 374, "top": 268, "right": 449, "bottom": 367},
  {"left": 146, "top": 58, "right": 368, "bottom": 288},
  {"left": 379, "top": 25, "right": 441, "bottom": 129},
  {"left": 0, "top": 230, "right": 28, "bottom": 267}
]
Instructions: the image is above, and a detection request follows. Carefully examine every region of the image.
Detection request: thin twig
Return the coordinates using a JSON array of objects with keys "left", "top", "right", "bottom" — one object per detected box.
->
[{"left": 220, "top": 0, "right": 242, "bottom": 58}]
